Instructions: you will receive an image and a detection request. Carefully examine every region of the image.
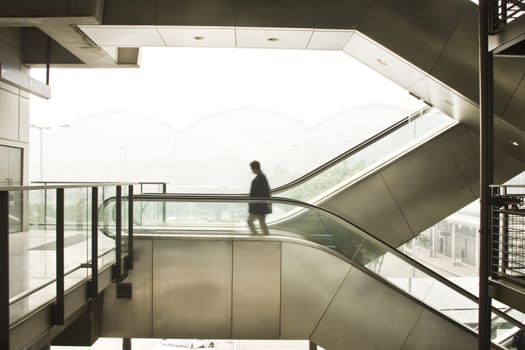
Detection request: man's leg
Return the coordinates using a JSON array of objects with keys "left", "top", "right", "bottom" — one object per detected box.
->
[
  {"left": 247, "top": 214, "right": 258, "bottom": 234},
  {"left": 258, "top": 215, "right": 269, "bottom": 235}
]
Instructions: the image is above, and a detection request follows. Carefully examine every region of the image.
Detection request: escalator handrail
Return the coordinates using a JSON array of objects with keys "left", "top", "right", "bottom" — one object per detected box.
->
[
  {"left": 271, "top": 105, "right": 434, "bottom": 195},
  {"left": 128, "top": 193, "right": 523, "bottom": 330}
]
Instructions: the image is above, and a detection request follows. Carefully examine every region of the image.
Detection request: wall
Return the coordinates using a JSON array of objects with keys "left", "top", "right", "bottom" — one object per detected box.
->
[{"left": 0, "top": 27, "right": 30, "bottom": 185}]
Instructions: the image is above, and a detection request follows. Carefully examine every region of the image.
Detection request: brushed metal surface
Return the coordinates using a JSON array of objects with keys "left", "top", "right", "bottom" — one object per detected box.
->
[
  {"left": 232, "top": 240, "right": 281, "bottom": 339},
  {"left": 380, "top": 135, "right": 476, "bottom": 235},
  {"left": 357, "top": 0, "right": 468, "bottom": 73},
  {"left": 440, "top": 125, "right": 479, "bottom": 197},
  {"left": 314, "top": 0, "right": 370, "bottom": 29},
  {"left": 236, "top": 0, "right": 314, "bottom": 28},
  {"left": 501, "top": 73, "right": 525, "bottom": 133},
  {"left": 401, "top": 309, "right": 477, "bottom": 350},
  {"left": 322, "top": 172, "right": 414, "bottom": 247},
  {"left": 429, "top": 4, "right": 479, "bottom": 104},
  {"left": 129, "top": 239, "right": 153, "bottom": 337},
  {"left": 152, "top": 239, "right": 232, "bottom": 338},
  {"left": 100, "top": 283, "right": 133, "bottom": 337},
  {"left": 280, "top": 242, "right": 350, "bottom": 339},
  {"left": 156, "top": 0, "right": 235, "bottom": 26},
  {"left": 311, "top": 267, "right": 424, "bottom": 350},
  {"left": 493, "top": 56, "right": 525, "bottom": 119}
]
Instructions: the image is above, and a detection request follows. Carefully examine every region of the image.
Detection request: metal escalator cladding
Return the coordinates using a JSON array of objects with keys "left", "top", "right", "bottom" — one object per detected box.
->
[{"left": 98, "top": 194, "right": 523, "bottom": 347}]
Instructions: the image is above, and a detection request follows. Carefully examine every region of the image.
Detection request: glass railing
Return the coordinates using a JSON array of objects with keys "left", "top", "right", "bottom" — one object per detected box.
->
[
  {"left": 275, "top": 107, "right": 455, "bottom": 202},
  {"left": 1, "top": 183, "right": 135, "bottom": 326},
  {"left": 100, "top": 194, "right": 520, "bottom": 347}
]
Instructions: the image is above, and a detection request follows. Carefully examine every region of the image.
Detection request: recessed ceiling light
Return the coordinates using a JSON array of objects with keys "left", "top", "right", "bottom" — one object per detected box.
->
[
  {"left": 193, "top": 36, "right": 205, "bottom": 40},
  {"left": 267, "top": 37, "right": 279, "bottom": 42},
  {"left": 511, "top": 141, "right": 519, "bottom": 147},
  {"left": 376, "top": 58, "right": 388, "bottom": 66}
]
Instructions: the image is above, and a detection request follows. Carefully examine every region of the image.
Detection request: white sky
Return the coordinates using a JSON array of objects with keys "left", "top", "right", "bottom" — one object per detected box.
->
[{"left": 30, "top": 47, "right": 424, "bottom": 130}]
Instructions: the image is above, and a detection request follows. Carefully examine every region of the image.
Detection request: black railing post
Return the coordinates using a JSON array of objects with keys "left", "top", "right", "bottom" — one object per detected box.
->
[
  {"left": 0, "top": 191, "right": 10, "bottom": 350},
  {"left": 113, "top": 186, "right": 122, "bottom": 282},
  {"left": 479, "top": 0, "right": 494, "bottom": 348},
  {"left": 52, "top": 188, "right": 65, "bottom": 325},
  {"left": 126, "top": 185, "right": 133, "bottom": 270},
  {"left": 89, "top": 187, "right": 99, "bottom": 298}
]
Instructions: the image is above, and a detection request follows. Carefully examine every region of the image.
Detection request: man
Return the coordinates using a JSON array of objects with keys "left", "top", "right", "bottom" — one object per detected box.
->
[{"left": 247, "top": 160, "right": 271, "bottom": 235}]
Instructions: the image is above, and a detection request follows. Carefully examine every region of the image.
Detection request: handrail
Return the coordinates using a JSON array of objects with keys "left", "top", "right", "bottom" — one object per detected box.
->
[
  {"left": 129, "top": 193, "right": 523, "bottom": 329},
  {"left": 1, "top": 182, "right": 138, "bottom": 191},
  {"left": 272, "top": 106, "right": 433, "bottom": 194}
]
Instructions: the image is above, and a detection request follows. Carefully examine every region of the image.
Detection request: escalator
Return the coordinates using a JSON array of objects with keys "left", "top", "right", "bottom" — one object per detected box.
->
[{"left": 99, "top": 194, "right": 522, "bottom": 349}]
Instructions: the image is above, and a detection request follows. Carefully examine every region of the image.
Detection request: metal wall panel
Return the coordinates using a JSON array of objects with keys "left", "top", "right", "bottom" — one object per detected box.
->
[
  {"left": 440, "top": 125, "right": 480, "bottom": 197},
  {"left": 232, "top": 240, "right": 281, "bottom": 339},
  {"left": 380, "top": 135, "right": 476, "bottom": 235},
  {"left": 156, "top": 0, "right": 235, "bottom": 26},
  {"left": 314, "top": 0, "right": 371, "bottom": 29},
  {"left": 501, "top": 73, "right": 525, "bottom": 133},
  {"left": 401, "top": 309, "right": 477, "bottom": 350},
  {"left": 235, "top": 0, "right": 314, "bottom": 28},
  {"left": 152, "top": 239, "right": 232, "bottom": 338},
  {"left": 0, "top": 90, "right": 20, "bottom": 142},
  {"left": 322, "top": 172, "right": 415, "bottom": 247},
  {"left": 129, "top": 240, "right": 153, "bottom": 337},
  {"left": 429, "top": 4, "right": 479, "bottom": 104},
  {"left": 281, "top": 242, "right": 350, "bottom": 339},
  {"left": 493, "top": 57, "right": 525, "bottom": 120},
  {"left": 357, "top": 0, "right": 468, "bottom": 73},
  {"left": 311, "top": 267, "right": 424, "bottom": 350}
]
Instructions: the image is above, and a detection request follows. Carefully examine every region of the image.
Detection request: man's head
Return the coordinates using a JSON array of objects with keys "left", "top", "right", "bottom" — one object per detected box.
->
[{"left": 250, "top": 160, "right": 261, "bottom": 174}]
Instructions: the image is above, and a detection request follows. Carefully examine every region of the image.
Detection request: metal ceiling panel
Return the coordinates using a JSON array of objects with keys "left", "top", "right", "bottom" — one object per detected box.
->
[
  {"left": 280, "top": 242, "right": 350, "bottom": 339},
  {"left": 322, "top": 172, "right": 415, "bottom": 247},
  {"left": 232, "top": 241, "right": 281, "bottom": 339},
  {"left": 429, "top": 4, "right": 479, "bottom": 104},
  {"left": 357, "top": 0, "right": 469, "bottom": 73},
  {"left": 235, "top": 0, "right": 314, "bottom": 28},
  {"left": 400, "top": 309, "right": 477, "bottom": 350},
  {"left": 311, "top": 267, "right": 423, "bottom": 350},
  {"left": 307, "top": 30, "right": 353, "bottom": 50},
  {"left": 343, "top": 32, "right": 426, "bottom": 89},
  {"left": 158, "top": 26, "right": 236, "bottom": 47},
  {"left": 236, "top": 27, "right": 313, "bottom": 49},
  {"left": 156, "top": 0, "right": 235, "bottom": 26},
  {"left": 152, "top": 239, "right": 233, "bottom": 338},
  {"left": 79, "top": 25, "right": 164, "bottom": 47},
  {"left": 102, "top": 0, "right": 155, "bottom": 25},
  {"left": 493, "top": 119, "right": 525, "bottom": 183},
  {"left": 314, "top": 0, "right": 371, "bottom": 29},
  {"left": 380, "top": 135, "right": 476, "bottom": 235}
]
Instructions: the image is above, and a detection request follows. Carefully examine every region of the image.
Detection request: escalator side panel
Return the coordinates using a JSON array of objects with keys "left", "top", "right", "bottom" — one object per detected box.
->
[
  {"left": 152, "top": 239, "right": 233, "bottom": 338},
  {"left": 322, "top": 172, "right": 414, "bottom": 246},
  {"left": 232, "top": 241, "right": 281, "bottom": 339},
  {"left": 400, "top": 309, "right": 477, "bottom": 350},
  {"left": 311, "top": 267, "right": 425, "bottom": 350},
  {"left": 280, "top": 242, "right": 351, "bottom": 339},
  {"left": 380, "top": 131, "right": 476, "bottom": 235}
]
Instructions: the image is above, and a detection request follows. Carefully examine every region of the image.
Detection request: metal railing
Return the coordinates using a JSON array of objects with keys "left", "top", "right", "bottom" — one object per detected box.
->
[
  {"left": 490, "top": 0, "right": 525, "bottom": 33},
  {"left": 0, "top": 182, "right": 136, "bottom": 350},
  {"left": 491, "top": 185, "right": 525, "bottom": 287}
]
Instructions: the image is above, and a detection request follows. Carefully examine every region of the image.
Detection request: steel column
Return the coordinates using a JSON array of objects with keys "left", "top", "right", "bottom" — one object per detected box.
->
[
  {"left": 479, "top": 0, "right": 494, "bottom": 349},
  {"left": 0, "top": 191, "right": 9, "bottom": 350},
  {"left": 309, "top": 341, "right": 317, "bottom": 350},
  {"left": 126, "top": 185, "right": 133, "bottom": 270},
  {"left": 52, "top": 188, "right": 65, "bottom": 325},
  {"left": 113, "top": 186, "right": 122, "bottom": 282},
  {"left": 89, "top": 187, "right": 99, "bottom": 297}
]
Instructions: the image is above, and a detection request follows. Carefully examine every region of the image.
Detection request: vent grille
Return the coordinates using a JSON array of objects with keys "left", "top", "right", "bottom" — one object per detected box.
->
[{"left": 116, "top": 283, "right": 132, "bottom": 298}]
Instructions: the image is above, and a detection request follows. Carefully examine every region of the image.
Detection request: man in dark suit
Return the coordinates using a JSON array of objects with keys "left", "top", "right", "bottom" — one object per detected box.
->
[{"left": 247, "top": 160, "right": 271, "bottom": 235}]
